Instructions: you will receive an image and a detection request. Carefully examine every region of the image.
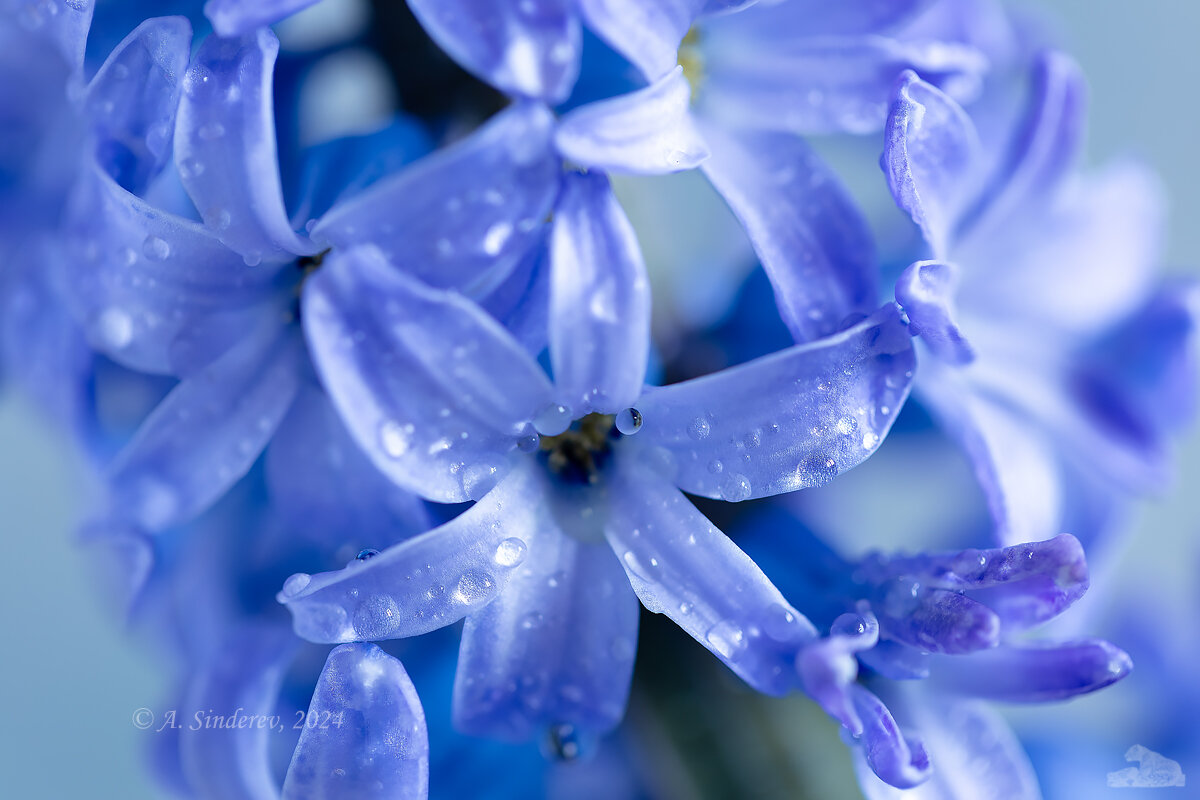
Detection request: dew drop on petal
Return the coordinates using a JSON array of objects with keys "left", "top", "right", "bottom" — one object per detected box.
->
[
  {"left": 719, "top": 473, "right": 751, "bottom": 502},
  {"left": 761, "top": 603, "right": 802, "bottom": 642},
  {"left": 142, "top": 235, "right": 170, "bottom": 261},
  {"left": 482, "top": 221, "right": 513, "bottom": 255},
  {"left": 517, "top": 432, "right": 541, "bottom": 453},
  {"left": 352, "top": 594, "right": 401, "bottom": 639},
  {"left": 279, "top": 572, "right": 311, "bottom": 599},
  {"left": 544, "top": 723, "right": 590, "bottom": 762},
  {"left": 355, "top": 548, "right": 379, "bottom": 561},
  {"left": 622, "top": 550, "right": 663, "bottom": 583},
  {"left": 533, "top": 403, "right": 572, "bottom": 436},
  {"left": 705, "top": 620, "right": 747, "bottom": 661},
  {"left": 452, "top": 570, "right": 497, "bottom": 605},
  {"left": 462, "top": 463, "right": 499, "bottom": 499},
  {"left": 493, "top": 537, "right": 528, "bottom": 568},
  {"left": 615, "top": 407, "right": 643, "bottom": 435},
  {"left": 836, "top": 416, "right": 858, "bottom": 435},
  {"left": 687, "top": 416, "right": 711, "bottom": 440},
  {"left": 378, "top": 420, "right": 412, "bottom": 458},
  {"left": 520, "top": 611, "right": 543, "bottom": 630}
]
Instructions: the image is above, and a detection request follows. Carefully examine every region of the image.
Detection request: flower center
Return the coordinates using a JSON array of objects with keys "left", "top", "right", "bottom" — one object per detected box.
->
[{"left": 538, "top": 413, "right": 618, "bottom": 485}]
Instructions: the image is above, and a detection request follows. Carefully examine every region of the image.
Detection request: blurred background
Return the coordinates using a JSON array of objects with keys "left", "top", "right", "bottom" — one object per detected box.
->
[{"left": 1, "top": 0, "right": 1196, "bottom": 797}]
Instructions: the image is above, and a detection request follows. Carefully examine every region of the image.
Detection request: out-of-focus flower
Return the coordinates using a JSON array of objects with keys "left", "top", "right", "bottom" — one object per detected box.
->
[{"left": 883, "top": 55, "right": 1199, "bottom": 551}]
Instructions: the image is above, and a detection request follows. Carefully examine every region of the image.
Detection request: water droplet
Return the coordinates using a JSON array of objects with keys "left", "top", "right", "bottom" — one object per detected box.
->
[
  {"left": 520, "top": 612, "right": 543, "bottom": 630},
  {"left": 707, "top": 459, "right": 724, "bottom": 475},
  {"left": 142, "top": 235, "right": 170, "bottom": 261},
  {"left": 687, "top": 417, "right": 710, "bottom": 440},
  {"left": 517, "top": 432, "right": 541, "bottom": 453},
  {"left": 533, "top": 403, "right": 572, "bottom": 436},
  {"left": 705, "top": 620, "right": 747, "bottom": 661},
  {"left": 197, "top": 121, "right": 225, "bottom": 140},
  {"left": 482, "top": 221, "right": 513, "bottom": 255},
  {"left": 462, "top": 463, "right": 499, "bottom": 499},
  {"left": 96, "top": 307, "right": 133, "bottom": 349},
  {"left": 493, "top": 537, "right": 527, "bottom": 568},
  {"left": 378, "top": 420, "right": 412, "bottom": 458},
  {"left": 355, "top": 549, "right": 379, "bottom": 561},
  {"left": 761, "top": 603, "right": 802, "bottom": 642},
  {"left": 452, "top": 570, "right": 497, "bottom": 605},
  {"left": 279, "top": 573, "right": 311, "bottom": 599},
  {"left": 544, "top": 723, "right": 590, "bottom": 762},
  {"left": 615, "top": 407, "right": 642, "bottom": 435},
  {"left": 719, "top": 474, "right": 751, "bottom": 502},
  {"left": 622, "top": 550, "right": 663, "bottom": 583},
  {"left": 743, "top": 431, "right": 761, "bottom": 449},
  {"left": 678, "top": 601, "right": 693, "bottom": 615},
  {"left": 353, "top": 595, "right": 401, "bottom": 638},
  {"left": 836, "top": 416, "right": 858, "bottom": 435},
  {"left": 862, "top": 432, "right": 880, "bottom": 449}
]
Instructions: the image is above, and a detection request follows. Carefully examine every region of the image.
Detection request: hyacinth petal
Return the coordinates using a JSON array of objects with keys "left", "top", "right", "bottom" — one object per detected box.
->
[
  {"left": 302, "top": 246, "right": 553, "bottom": 503},
  {"left": 975, "top": 51, "right": 1087, "bottom": 230},
  {"left": 700, "top": 0, "right": 758, "bottom": 14},
  {"left": 710, "top": 0, "right": 934, "bottom": 38},
  {"left": 61, "top": 164, "right": 280, "bottom": 376},
  {"left": 927, "top": 640, "right": 1132, "bottom": 702},
  {"left": 699, "top": 123, "right": 877, "bottom": 342},
  {"left": 280, "top": 461, "right": 542, "bottom": 643},
  {"left": 8, "top": 0, "right": 94, "bottom": 70},
  {"left": 85, "top": 16, "right": 192, "bottom": 195},
  {"left": 454, "top": 520, "right": 640, "bottom": 740},
  {"left": 882, "top": 70, "right": 983, "bottom": 257},
  {"left": 871, "top": 583, "right": 1000, "bottom": 655},
  {"left": 894, "top": 260, "right": 974, "bottom": 364},
  {"left": 282, "top": 644, "right": 428, "bottom": 800},
  {"left": 176, "top": 28, "right": 317, "bottom": 262},
  {"left": 478, "top": 233, "right": 552, "bottom": 357},
  {"left": 635, "top": 304, "right": 914, "bottom": 501},
  {"left": 605, "top": 458, "right": 816, "bottom": 695},
  {"left": 205, "top": 0, "right": 323, "bottom": 37},
  {"left": 919, "top": 374, "right": 1063, "bottom": 546},
  {"left": 179, "top": 625, "right": 298, "bottom": 800},
  {"left": 549, "top": 172, "right": 651, "bottom": 414},
  {"left": 106, "top": 322, "right": 303, "bottom": 532},
  {"left": 555, "top": 67, "right": 709, "bottom": 174},
  {"left": 854, "top": 699, "right": 1040, "bottom": 800},
  {"left": 264, "top": 385, "right": 432, "bottom": 551},
  {"left": 700, "top": 35, "right": 986, "bottom": 137},
  {"left": 313, "top": 102, "right": 559, "bottom": 296},
  {"left": 577, "top": 0, "right": 702, "bottom": 82},
  {"left": 797, "top": 611, "right": 879, "bottom": 735},
  {"left": 406, "top": 0, "right": 580, "bottom": 102},
  {"left": 850, "top": 685, "right": 931, "bottom": 789}
]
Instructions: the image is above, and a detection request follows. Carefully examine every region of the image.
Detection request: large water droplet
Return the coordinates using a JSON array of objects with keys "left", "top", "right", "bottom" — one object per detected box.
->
[
  {"left": 615, "top": 408, "right": 642, "bottom": 435},
  {"left": 517, "top": 431, "right": 541, "bottom": 453},
  {"left": 493, "top": 537, "right": 527, "bottom": 568},
  {"left": 142, "top": 235, "right": 170, "bottom": 261},
  {"left": 279, "top": 572, "right": 311, "bottom": 599},
  {"left": 705, "top": 620, "right": 747, "bottom": 661},
  {"left": 352, "top": 595, "right": 401, "bottom": 638},
  {"left": 761, "top": 603, "right": 802, "bottom": 642},
  {"left": 622, "top": 550, "right": 663, "bottom": 583},
  {"left": 687, "top": 417, "right": 711, "bottom": 440},
  {"left": 452, "top": 570, "right": 497, "bottom": 605},
  {"left": 533, "top": 404, "right": 572, "bottom": 436},
  {"left": 719, "top": 474, "right": 751, "bottom": 502}
]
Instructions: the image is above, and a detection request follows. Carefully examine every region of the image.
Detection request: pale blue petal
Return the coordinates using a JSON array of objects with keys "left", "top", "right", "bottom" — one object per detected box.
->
[
  {"left": 604, "top": 457, "right": 817, "bottom": 695},
  {"left": 927, "top": 640, "right": 1132, "bottom": 702},
  {"left": 894, "top": 260, "right": 974, "bottom": 364},
  {"left": 179, "top": 625, "right": 298, "bottom": 800},
  {"left": 280, "top": 461, "right": 542, "bottom": 643},
  {"left": 205, "top": 0, "right": 323, "bottom": 37},
  {"left": 797, "top": 611, "right": 879, "bottom": 735},
  {"left": 882, "top": 70, "right": 982, "bottom": 257},
  {"left": 5, "top": 0, "right": 93, "bottom": 70},
  {"left": 62, "top": 163, "right": 280, "bottom": 376},
  {"left": 700, "top": 123, "right": 877, "bottom": 342},
  {"left": 301, "top": 246, "right": 553, "bottom": 503},
  {"left": 176, "top": 29, "right": 316, "bottom": 263},
  {"left": 106, "top": 322, "right": 303, "bottom": 531},
  {"left": 264, "top": 384, "right": 433, "bottom": 552},
  {"left": 555, "top": 67, "right": 709, "bottom": 174},
  {"left": 454, "top": 514, "right": 639, "bottom": 739},
  {"left": 85, "top": 17, "right": 192, "bottom": 194},
  {"left": 477, "top": 232, "right": 552, "bottom": 357},
  {"left": 850, "top": 685, "right": 931, "bottom": 789},
  {"left": 711, "top": 0, "right": 933, "bottom": 37},
  {"left": 312, "top": 102, "right": 559, "bottom": 296},
  {"left": 549, "top": 172, "right": 650, "bottom": 414},
  {"left": 407, "top": 0, "right": 580, "bottom": 101},
  {"left": 633, "top": 304, "right": 914, "bottom": 501},
  {"left": 700, "top": 34, "right": 986, "bottom": 136},
  {"left": 282, "top": 644, "right": 428, "bottom": 800},
  {"left": 577, "top": 0, "right": 702, "bottom": 82}
]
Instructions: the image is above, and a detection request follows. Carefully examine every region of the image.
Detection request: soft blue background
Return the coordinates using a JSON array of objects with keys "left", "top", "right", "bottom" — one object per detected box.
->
[{"left": 1, "top": 1, "right": 1197, "bottom": 797}]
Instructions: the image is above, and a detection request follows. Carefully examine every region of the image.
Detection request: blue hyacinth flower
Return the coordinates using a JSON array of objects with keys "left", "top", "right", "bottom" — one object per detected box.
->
[
  {"left": 882, "top": 54, "right": 1199, "bottom": 550},
  {"left": 278, "top": 161, "right": 916, "bottom": 744}
]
